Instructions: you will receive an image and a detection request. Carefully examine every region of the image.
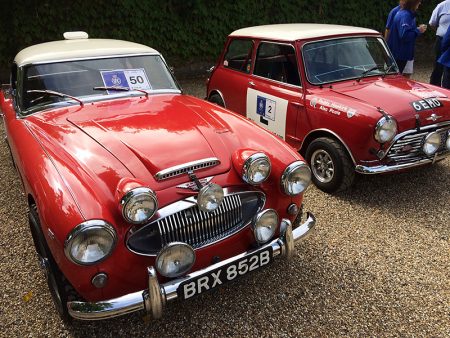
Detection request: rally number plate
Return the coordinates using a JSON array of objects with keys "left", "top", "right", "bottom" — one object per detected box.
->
[{"left": 178, "top": 247, "right": 273, "bottom": 300}]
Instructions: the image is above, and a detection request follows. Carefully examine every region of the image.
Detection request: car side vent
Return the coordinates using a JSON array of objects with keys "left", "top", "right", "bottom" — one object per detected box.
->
[{"left": 155, "top": 157, "right": 220, "bottom": 181}]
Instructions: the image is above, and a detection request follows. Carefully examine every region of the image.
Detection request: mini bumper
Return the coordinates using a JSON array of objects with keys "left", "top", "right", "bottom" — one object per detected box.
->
[
  {"left": 67, "top": 212, "right": 316, "bottom": 321},
  {"left": 355, "top": 152, "right": 449, "bottom": 174}
]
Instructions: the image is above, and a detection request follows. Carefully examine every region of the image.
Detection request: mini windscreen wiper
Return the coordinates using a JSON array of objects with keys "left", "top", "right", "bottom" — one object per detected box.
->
[
  {"left": 382, "top": 63, "right": 397, "bottom": 77},
  {"left": 357, "top": 65, "right": 384, "bottom": 81},
  {"left": 27, "top": 89, "right": 84, "bottom": 106},
  {"left": 93, "top": 86, "right": 148, "bottom": 97}
]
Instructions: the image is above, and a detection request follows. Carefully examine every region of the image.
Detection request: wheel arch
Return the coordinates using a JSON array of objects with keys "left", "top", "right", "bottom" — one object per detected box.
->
[
  {"left": 300, "top": 129, "right": 356, "bottom": 165},
  {"left": 207, "top": 89, "right": 227, "bottom": 108}
]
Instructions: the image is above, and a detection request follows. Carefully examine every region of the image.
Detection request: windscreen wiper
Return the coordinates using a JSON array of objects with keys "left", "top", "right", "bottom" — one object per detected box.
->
[
  {"left": 27, "top": 89, "right": 84, "bottom": 106},
  {"left": 357, "top": 65, "right": 384, "bottom": 82},
  {"left": 382, "top": 63, "right": 397, "bottom": 78},
  {"left": 93, "top": 86, "right": 148, "bottom": 97}
]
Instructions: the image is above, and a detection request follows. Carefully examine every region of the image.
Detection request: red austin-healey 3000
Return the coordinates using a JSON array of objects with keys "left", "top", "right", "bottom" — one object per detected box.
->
[{"left": 0, "top": 32, "right": 315, "bottom": 322}]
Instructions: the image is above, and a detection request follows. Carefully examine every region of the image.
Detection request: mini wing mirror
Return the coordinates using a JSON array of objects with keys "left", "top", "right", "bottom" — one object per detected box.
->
[
  {"left": 207, "top": 66, "right": 215, "bottom": 74},
  {"left": 1, "top": 84, "right": 12, "bottom": 99}
]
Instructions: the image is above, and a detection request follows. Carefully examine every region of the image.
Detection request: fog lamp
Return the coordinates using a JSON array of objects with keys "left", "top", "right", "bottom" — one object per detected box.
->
[
  {"left": 242, "top": 153, "right": 271, "bottom": 184},
  {"left": 281, "top": 161, "right": 312, "bottom": 196},
  {"left": 121, "top": 187, "right": 158, "bottom": 224},
  {"left": 253, "top": 209, "right": 278, "bottom": 244},
  {"left": 156, "top": 242, "right": 196, "bottom": 278},
  {"left": 422, "top": 132, "right": 441, "bottom": 156},
  {"left": 197, "top": 183, "right": 224, "bottom": 212}
]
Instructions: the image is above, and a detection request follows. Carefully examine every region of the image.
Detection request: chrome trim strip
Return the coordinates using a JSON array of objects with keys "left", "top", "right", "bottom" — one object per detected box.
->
[
  {"left": 67, "top": 212, "right": 316, "bottom": 320},
  {"left": 355, "top": 152, "right": 449, "bottom": 174},
  {"left": 300, "top": 128, "right": 357, "bottom": 164},
  {"left": 155, "top": 157, "right": 221, "bottom": 181}
]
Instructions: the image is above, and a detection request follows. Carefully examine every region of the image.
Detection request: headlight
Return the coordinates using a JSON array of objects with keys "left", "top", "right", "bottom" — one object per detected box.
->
[
  {"left": 197, "top": 183, "right": 224, "bottom": 212},
  {"left": 64, "top": 220, "right": 117, "bottom": 265},
  {"left": 121, "top": 187, "right": 157, "bottom": 224},
  {"left": 374, "top": 116, "right": 397, "bottom": 143},
  {"left": 242, "top": 153, "right": 271, "bottom": 185},
  {"left": 281, "top": 161, "right": 312, "bottom": 196},
  {"left": 446, "top": 131, "right": 450, "bottom": 151},
  {"left": 156, "top": 242, "right": 196, "bottom": 278},
  {"left": 422, "top": 132, "right": 441, "bottom": 156},
  {"left": 253, "top": 209, "right": 278, "bottom": 244}
]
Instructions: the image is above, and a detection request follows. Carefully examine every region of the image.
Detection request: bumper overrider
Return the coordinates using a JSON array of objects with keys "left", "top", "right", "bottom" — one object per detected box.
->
[{"left": 67, "top": 212, "right": 316, "bottom": 320}]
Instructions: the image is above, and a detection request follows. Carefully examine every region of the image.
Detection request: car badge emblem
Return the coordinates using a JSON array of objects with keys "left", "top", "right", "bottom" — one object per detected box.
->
[
  {"left": 177, "top": 176, "right": 213, "bottom": 191},
  {"left": 347, "top": 108, "right": 357, "bottom": 118},
  {"left": 111, "top": 75, "right": 121, "bottom": 86},
  {"left": 426, "top": 113, "right": 442, "bottom": 122}
]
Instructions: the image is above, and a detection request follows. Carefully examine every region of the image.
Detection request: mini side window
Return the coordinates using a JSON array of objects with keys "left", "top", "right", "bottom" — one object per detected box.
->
[
  {"left": 254, "top": 42, "right": 301, "bottom": 86},
  {"left": 223, "top": 39, "right": 253, "bottom": 73}
]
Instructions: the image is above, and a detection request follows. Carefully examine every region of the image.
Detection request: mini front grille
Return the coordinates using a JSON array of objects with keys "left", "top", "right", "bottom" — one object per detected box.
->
[
  {"left": 155, "top": 158, "right": 220, "bottom": 181},
  {"left": 386, "top": 124, "right": 449, "bottom": 164},
  {"left": 126, "top": 191, "right": 265, "bottom": 256}
]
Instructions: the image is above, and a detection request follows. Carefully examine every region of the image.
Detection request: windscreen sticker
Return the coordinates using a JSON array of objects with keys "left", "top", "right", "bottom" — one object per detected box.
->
[
  {"left": 100, "top": 69, "right": 151, "bottom": 93},
  {"left": 257, "top": 95, "right": 276, "bottom": 121},
  {"left": 409, "top": 88, "right": 447, "bottom": 99},
  {"left": 310, "top": 97, "right": 357, "bottom": 118},
  {"left": 410, "top": 98, "right": 443, "bottom": 112}
]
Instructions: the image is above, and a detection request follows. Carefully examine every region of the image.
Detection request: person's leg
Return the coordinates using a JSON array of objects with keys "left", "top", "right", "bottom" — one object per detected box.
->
[
  {"left": 430, "top": 36, "right": 443, "bottom": 86},
  {"left": 403, "top": 60, "right": 414, "bottom": 79},
  {"left": 396, "top": 60, "right": 407, "bottom": 73},
  {"left": 442, "top": 66, "right": 450, "bottom": 89}
]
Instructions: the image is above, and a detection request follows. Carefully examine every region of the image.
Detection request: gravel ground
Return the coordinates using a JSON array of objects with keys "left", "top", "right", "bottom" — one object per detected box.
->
[{"left": 0, "top": 61, "right": 449, "bottom": 337}]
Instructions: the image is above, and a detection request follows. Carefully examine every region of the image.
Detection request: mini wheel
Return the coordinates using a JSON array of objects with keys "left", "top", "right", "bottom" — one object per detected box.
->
[
  {"left": 208, "top": 93, "right": 225, "bottom": 107},
  {"left": 305, "top": 137, "right": 355, "bottom": 193}
]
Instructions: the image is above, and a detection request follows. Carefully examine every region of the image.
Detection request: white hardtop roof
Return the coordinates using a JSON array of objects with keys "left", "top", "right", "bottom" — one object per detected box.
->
[
  {"left": 15, "top": 37, "right": 159, "bottom": 67},
  {"left": 230, "top": 24, "right": 379, "bottom": 41}
]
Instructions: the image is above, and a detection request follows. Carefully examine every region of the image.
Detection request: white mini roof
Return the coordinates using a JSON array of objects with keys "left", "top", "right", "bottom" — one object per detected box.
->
[
  {"left": 15, "top": 35, "right": 159, "bottom": 67},
  {"left": 229, "top": 24, "right": 379, "bottom": 41}
]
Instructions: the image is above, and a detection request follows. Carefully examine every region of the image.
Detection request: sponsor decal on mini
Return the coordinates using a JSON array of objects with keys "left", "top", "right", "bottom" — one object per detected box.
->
[
  {"left": 256, "top": 95, "right": 276, "bottom": 121},
  {"left": 410, "top": 98, "right": 443, "bottom": 112},
  {"left": 409, "top": 87, "right": 447, "bottom": 99},
  {"left": 309, "top": 97, "right": 358, "bottom": 118}
]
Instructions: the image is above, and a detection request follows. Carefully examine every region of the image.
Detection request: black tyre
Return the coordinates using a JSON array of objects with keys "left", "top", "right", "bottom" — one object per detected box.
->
[
  {"left": 29, "top": 204, "right": 78, "bottom": 324},
  {"left": 305, "top": 137, "right": 355, "bottom": 193},
  {"left": 208, "top": 93, "right": 225, "bottom": 107}
]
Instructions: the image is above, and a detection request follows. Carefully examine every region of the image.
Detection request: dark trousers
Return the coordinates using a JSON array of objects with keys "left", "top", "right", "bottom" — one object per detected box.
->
[
  {"left": 430, "top": 36, "right": 443, "bottom": 86},
  {"left": 442, "top": 67, "right": 450, "bottom": 89},
  {"left": 396, "top": 60, "right": 407, "bottom": 73}
]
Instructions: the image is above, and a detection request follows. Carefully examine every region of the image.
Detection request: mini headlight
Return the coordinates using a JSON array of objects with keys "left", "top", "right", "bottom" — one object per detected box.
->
[
  {"left": 64, "top": 220, "right": 117, "bottom": 265},
  {"left": 281, "top": 161, "right": 312, "bottom": 196},
  {"left": 422, "top": 132, "right": 441, "bottom": 156},
  {"left": 197, "top": 183, "right": 224, "bottom": 212},
  {"left": 374, "top": 116, "right": 397, "bottom": 143},
  {"left": 446, "top": 131, "right": 450, "bottom": 151},
  {"left": 121, "top": 187, "right": 157, "bottom": 224},
  {"left": 156, "top": 242, "right": 196, "bottom": 278},
  {"left": 242, "top": 153, "right": 271, "bottom": 185},
  {"left": 253, "top": 209, "right": 278, "bottom": 244}
]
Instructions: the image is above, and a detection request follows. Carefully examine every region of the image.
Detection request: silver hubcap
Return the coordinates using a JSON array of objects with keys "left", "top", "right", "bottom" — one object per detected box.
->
[{"left": 311, "top": 149, "right": 335, "bottom": 183}]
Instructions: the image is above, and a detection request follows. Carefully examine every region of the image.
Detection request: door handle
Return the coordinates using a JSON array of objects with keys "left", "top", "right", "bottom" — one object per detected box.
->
[{"left": 248, "top": 81, "right": 255, "bottom": 87}]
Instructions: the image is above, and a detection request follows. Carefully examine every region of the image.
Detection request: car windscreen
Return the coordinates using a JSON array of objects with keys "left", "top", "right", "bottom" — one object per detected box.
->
[
  {"left": 302, "top": 37, "right": 397, "bottom": 85},
  {"left": 21, "top": 54, "right": 179, "bottom": 112}
]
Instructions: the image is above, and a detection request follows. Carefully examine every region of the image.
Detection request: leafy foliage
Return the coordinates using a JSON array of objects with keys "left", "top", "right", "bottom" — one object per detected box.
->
[{"left": 0, "top": 0, "right": 440, "bottom": 77}]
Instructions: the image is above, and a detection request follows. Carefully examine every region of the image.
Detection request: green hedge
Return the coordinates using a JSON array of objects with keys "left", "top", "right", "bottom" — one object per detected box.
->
[{"left": 0, "top": 0, "right": 440, "bottom": 79}]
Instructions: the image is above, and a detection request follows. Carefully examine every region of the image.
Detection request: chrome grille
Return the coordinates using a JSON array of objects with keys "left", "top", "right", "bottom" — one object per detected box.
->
[
  {"left": 157, "top": 194, "right": 242, "bottom": 248},
  {"left": 126, "top": 191, "right": 266, "bottom": 256},
  {"left": 387, "top": 124, "right": 449, "bottom": 164},
  {"left": 155, "top": 158, "right": 220, "bottom": 181}
]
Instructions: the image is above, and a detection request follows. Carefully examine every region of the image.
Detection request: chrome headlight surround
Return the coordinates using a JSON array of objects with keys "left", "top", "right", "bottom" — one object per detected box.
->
[
  {"left": 155, "top": 242, "right": 196, "bottom": 278},
  {"left": 422, "top": 132, "right": 441, "bottom": 156},
  {"left": 281, "top": 161, "right": 312, "bottom": 196},
  {"left": 446, "top": 131, "right": 450, "bottom": 151},
  {"left": 374, "top": 116, "right": 398, "bottom": 143},
  {"left": 253, "top": 209, "right": 278, "bottom": 244},
  {"left": 64, "top": 220, "right": 117, "bottom": 265},
  {"left": 120, "top": 187, "right": 158, "bottom": 224},
  {"left": 197, "top": 183, "right": 224, "bottom": 212},
  {"left": 242, "top": 153, "right": 271, "bottom": 185}
]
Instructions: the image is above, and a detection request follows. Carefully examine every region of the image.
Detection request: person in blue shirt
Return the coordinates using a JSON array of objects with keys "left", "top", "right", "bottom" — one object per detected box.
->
[
  {"left": 429, "top": 0, "right": 450, "bottom": 86},
  {"left": 388, "top": 0, "right": 427, "bottom": 74},
  {"left": 385, "top": 0, "right": 406, "bottom": 41},
  {"left": 438, "top": 26, "right": 450, "bottom": 88}
]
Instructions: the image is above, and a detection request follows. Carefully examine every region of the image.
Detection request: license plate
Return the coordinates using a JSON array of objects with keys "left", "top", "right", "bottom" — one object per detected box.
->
[{"left": 178, "top": 247, "right": 273, "bottom": 300}]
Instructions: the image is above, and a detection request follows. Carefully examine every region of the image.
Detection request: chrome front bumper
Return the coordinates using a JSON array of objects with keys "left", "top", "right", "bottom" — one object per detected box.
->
[
  {"left": 355, "top": 152, "right": 449, "bottom": 174},
  {"left": 67, "top": 212, "right": 316, "bottom": 321}
]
